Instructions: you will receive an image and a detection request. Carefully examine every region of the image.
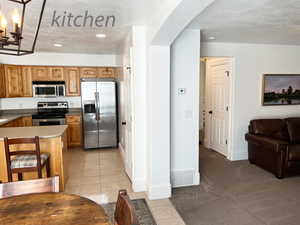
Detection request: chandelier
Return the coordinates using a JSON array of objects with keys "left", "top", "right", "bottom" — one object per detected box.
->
[{"left": 0, "top": 0, "right": 46, "bottom": 56}]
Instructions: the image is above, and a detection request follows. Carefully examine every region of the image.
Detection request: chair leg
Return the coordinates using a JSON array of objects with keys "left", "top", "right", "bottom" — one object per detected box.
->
[
  {"left": 18, "top": 173, "right": 23, "bottom": 181},
  {"left": 37, "top": 166, "right": 43, "bottom": 178},
  {"left": 7, "top": 170, "right": 13, "bottom": 182},
  {"left": 46, "top": 159, "right": 51, "bottom": 178}
]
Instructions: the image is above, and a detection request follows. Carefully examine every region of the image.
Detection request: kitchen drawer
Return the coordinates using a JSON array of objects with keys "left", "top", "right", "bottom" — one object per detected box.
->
[{"left": 66, "top": 115, "right": 81, "bottom": 123}]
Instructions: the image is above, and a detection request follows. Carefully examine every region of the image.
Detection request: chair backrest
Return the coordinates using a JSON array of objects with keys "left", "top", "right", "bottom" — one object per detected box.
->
[
  {"left": 0, "top": 176, "right": 59, "bottom": 199},
  {"left": 114, "top": 190, "right": 140, "bottom": 225},
  {"left": 4, "top": 136, "right": 42, "bottom": 170}
]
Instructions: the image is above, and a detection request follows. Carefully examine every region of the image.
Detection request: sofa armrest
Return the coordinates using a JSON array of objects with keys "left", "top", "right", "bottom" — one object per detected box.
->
[{"left": 245, "top": 134, "right": 288, "bottom": 152}]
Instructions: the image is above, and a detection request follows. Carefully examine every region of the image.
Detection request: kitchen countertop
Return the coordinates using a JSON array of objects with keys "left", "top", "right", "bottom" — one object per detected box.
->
[
  {"left": 0, "top": 115, "right": 25, "bottom": 126},
  {"left": 0, "top": 125, "right": 68, "bottom": 140}
]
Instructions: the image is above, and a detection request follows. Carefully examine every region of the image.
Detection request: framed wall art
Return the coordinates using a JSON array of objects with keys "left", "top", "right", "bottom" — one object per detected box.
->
[{"left": 263, "top": 74, "right": 300, "bottom": 106}]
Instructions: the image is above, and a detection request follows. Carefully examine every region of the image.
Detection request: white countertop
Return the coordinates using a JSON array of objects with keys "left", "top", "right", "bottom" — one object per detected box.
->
[
  {"left": 0, "top": 125, "right": 68, "bottom": 140},
  {"left": 0, "top": 115, "right": 24, "bottom": 126}
]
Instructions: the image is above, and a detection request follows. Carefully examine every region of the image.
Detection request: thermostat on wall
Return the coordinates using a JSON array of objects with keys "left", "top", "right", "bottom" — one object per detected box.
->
[{"left": 178, "top": 88, "right": 186, "bottom": 95}]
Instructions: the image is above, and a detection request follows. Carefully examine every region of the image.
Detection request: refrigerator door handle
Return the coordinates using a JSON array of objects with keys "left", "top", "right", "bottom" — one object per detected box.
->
[{"left": 95, "top": 92, "right": 100, "bottom": 121}]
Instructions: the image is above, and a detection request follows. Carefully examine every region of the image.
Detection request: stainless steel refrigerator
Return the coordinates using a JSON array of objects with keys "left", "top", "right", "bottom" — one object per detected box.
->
[{"left": 81, "top": 78, "right": 118, "bottom": 149}]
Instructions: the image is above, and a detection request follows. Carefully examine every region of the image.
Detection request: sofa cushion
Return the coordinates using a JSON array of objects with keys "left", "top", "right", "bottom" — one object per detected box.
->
[
  {"left": 286, "top": 118, "right": 300, "bottom": 143},
  {"left": 288, "top": 145, "right": 300, "bottom": 161},
  {"left": 250, "top": 119, "right": 289, "bottom": 141}
]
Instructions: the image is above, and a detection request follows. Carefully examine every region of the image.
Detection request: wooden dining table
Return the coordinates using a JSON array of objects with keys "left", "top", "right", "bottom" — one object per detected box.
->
[{"left": 0, "top": 192, "right": 111, "bottom": 225}]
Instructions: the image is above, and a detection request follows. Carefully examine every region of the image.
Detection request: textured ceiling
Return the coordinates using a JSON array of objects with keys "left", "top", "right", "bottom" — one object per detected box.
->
[
  {"left": 189, "top": 0, "right": 300, "bottom": 45},
  {"left": 1, "top": 0, "right": 162, "bottom": 54},
  {"left": 5, "top": 0, "right": 299, "bottom": 54}
]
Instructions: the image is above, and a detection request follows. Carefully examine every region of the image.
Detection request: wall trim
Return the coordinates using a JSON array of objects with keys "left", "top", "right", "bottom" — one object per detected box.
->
[
  {"left": 193, "top": 171, "right": 200, "bottom": 185},
  {"left": 148, "top": 183, "right": 171, "bottom": 200},
  {"left": 231, "top": 150, "right": 248, "bottom": 161},
  {"left": 132, "top": 178, "right": 147, "bottom": 192},
  {"left": 171, "top": 169, "right": 200, "bottom": 188},
  {"left": 119, "top": 143, "right": 126, "bottom": 164}
]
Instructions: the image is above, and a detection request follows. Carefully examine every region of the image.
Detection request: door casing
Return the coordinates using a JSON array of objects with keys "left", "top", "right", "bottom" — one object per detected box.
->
[{"left": 204, "top": 57, "right": 235, "bottom": 160}]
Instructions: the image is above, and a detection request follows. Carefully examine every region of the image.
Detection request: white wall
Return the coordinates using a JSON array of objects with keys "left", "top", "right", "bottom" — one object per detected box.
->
[
  {"left": 0, "top": 52, "right": 117, "bottom": 66},
  {"left": 131, "top": 26, "right": 148, "bottom": 192},
  {"left": 147, "top": 45, "right": 171, "bottom": 199},
  {"left": 0, "top": 52, "right": 118, "bottom": 110},
  {"left": 171, "top": 29, "right": 200, "bottom": 187},
  {"left": 201, "top": 42, "right": 300, "bottom": 160}
]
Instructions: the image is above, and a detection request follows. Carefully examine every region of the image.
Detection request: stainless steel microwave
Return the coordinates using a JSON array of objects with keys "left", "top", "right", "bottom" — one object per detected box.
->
[{"left": 33, "top": 81, "right": 66, "bottom": 98}]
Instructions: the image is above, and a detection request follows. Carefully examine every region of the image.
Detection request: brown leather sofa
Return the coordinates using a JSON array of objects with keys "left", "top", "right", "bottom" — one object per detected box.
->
[{"left": 245, "top": 118, "right": 300, "bottom": 178}]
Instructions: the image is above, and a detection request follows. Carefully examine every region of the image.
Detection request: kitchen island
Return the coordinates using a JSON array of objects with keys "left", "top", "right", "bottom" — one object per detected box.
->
[{"left": 0, "top": 125, "right": 68, "bottom": 191}]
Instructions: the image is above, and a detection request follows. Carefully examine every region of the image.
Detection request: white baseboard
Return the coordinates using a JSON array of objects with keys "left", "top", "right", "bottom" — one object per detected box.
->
[
  {"left": 132, "top": 178, "right": 147, "bottom": 192},
  {"left": 193, "top": 171, "right": 200, "bottom": 185},
  {"left": 231, "top": 150, "right": 248, "bottom": 161},
  {"left": 148, "top": 183, "right": 171, "bottom": 200},
  {"left": 171, "top": 169, "right": 200, "bottom": 187},
  {"left": 119, "top": 143, "right": 125, "bottom": 163}
]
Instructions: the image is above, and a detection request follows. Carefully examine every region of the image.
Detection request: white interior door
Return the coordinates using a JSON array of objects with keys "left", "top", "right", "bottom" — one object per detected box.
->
[
  {"left": 205, "top": 58, "right": 231, "bottom": 157},
  {"left": 123, "top": 48, "right": 133, "bottom": 180}
]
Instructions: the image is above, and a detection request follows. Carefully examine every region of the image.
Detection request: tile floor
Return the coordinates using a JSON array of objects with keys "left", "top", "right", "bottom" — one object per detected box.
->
[
  {"left": 171, "top": 146, "right": 300, "bottom": 225},
  {"left": 64, "top": 148, "right": 185, "bottom": 225}
]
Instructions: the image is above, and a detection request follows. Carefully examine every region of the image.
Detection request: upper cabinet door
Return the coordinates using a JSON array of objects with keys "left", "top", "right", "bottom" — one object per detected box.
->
[
  {"left": 31, "top": 66, "right": 50, "bottom": 81},
  {"left": 0, "top": 65, "right": 6, "bottom": 98},
  {"left": 80, "top": 67, "right": 98, "bottom": 78},
  {"left": 4, "top": 65, "right": 23, "bottom": 98},
  {"left": 98, "top": 67, "right": 116, "bottom": 78},
  {"left": 50, "top": 67, "right": 64, "bottom": 81},
  {"left": 65, "top": 67, "right": 80, "bottom": 96},
  {"left": 22, "top": 66, "right": 33, "bottom": 97}
]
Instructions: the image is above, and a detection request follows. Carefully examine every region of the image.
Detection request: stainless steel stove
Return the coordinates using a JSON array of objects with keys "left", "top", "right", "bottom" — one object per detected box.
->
[{"left": 32, "top": 101, "right": 69, "bottom": 126}]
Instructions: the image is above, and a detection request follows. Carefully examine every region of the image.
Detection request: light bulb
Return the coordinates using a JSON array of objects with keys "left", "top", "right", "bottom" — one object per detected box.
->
[
  {"left": 1, "top": 16, "right": 7, "bottom": 29},
  {"left": 12, "top": 9, "right": 21, "bottom": 25}
]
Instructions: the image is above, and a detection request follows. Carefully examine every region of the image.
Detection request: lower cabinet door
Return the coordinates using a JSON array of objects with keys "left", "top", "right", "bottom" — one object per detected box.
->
[{"left": 68, "top": 123, "right": 82, "bottom": 147}]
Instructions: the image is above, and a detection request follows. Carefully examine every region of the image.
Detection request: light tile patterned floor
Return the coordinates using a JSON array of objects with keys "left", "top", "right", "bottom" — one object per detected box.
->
[{"left": 64, "top": 148, "right": 185, "bottom": 225}]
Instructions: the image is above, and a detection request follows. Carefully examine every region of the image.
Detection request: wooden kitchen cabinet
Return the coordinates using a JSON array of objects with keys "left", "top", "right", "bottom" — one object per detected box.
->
[
  {"left": 0, "top": 65, "right": 6, "bottom": 98},
  {"left": 22, "top": 116, "right": 33, "bottom": 127},
  {"left": 2, "top": 117, "right": 23, "bottom": 127},
  {"left": 80, "top": 67, "right": 98, "bottom": 78},
  {"left": 22, "top": 66, "right": 33, "bottom": 97},
  {"left": 65, "top": 67, "right": 80, "bottom": 96},
  {"left": 4, "top": 65, "right": 23, "bottom": 98},
  {"left": 31, "top": 66, "right": 50, "bottom": 81},
  {"left": 0, "top": 116, "right": 32, "bottom": 128},
  {"left": 66, "top": 114, "right": 82, "bottom": 148},
  {"left": 98, "top": 67, "right": 116, "bottom": 78},
  {"left": 1, "top": 64, "right": 116, "bottom": 98},
  {"left": 49, "top": 67, "right": 64, "bottom": 80}
]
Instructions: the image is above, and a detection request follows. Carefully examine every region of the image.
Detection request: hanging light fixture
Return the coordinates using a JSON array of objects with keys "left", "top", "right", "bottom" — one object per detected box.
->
[{"left": 0, "top": 0, "right": 46, "bottom": 56}]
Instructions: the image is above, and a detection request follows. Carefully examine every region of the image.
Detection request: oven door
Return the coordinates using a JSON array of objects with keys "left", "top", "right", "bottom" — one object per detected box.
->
[
  {"left": 33, "top": 85, "right": 57, "bottom": 98},
  {"left": 32, "top": 118, "right": 66, "bottom": 126}
]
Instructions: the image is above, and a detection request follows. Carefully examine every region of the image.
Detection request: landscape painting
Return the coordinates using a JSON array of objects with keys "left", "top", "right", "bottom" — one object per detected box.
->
[{"left": 263, "top": 74, "right": 300, "bottom": 105}]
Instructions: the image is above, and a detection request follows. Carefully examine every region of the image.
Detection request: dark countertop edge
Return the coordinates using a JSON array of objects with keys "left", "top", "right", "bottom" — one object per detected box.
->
[{"left": 0, "top": 108, "right": 81, "bottom": 116}]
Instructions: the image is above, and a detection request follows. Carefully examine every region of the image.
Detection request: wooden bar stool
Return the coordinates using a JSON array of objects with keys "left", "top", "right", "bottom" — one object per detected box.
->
[
  {"left": 114, "top": 190, "right": 140, "bottom": 225},
  {"left": 4, "top": 136, "right": 50, "bottom": 182}
]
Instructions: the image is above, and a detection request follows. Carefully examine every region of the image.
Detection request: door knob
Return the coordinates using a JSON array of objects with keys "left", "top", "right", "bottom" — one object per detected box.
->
[{"left": 122, "top": 122, "right": 127, "bottom": 125}]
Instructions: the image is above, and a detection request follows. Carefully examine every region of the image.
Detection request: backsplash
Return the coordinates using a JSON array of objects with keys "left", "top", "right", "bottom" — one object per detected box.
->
[{"left": 0, "top": 97, "right": 81, "bottom": 110}]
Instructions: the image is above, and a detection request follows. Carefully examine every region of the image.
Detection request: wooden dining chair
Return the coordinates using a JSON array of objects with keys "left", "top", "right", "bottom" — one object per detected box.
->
[
  {"left": 114, "top": 190, "right": 140, "bottom": 225},
  {"left": 0, "top": 176, "right": 59, "bottom": 199},
  {"left": 4, "top": 136, "right": 50, "bottom": 182}
]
